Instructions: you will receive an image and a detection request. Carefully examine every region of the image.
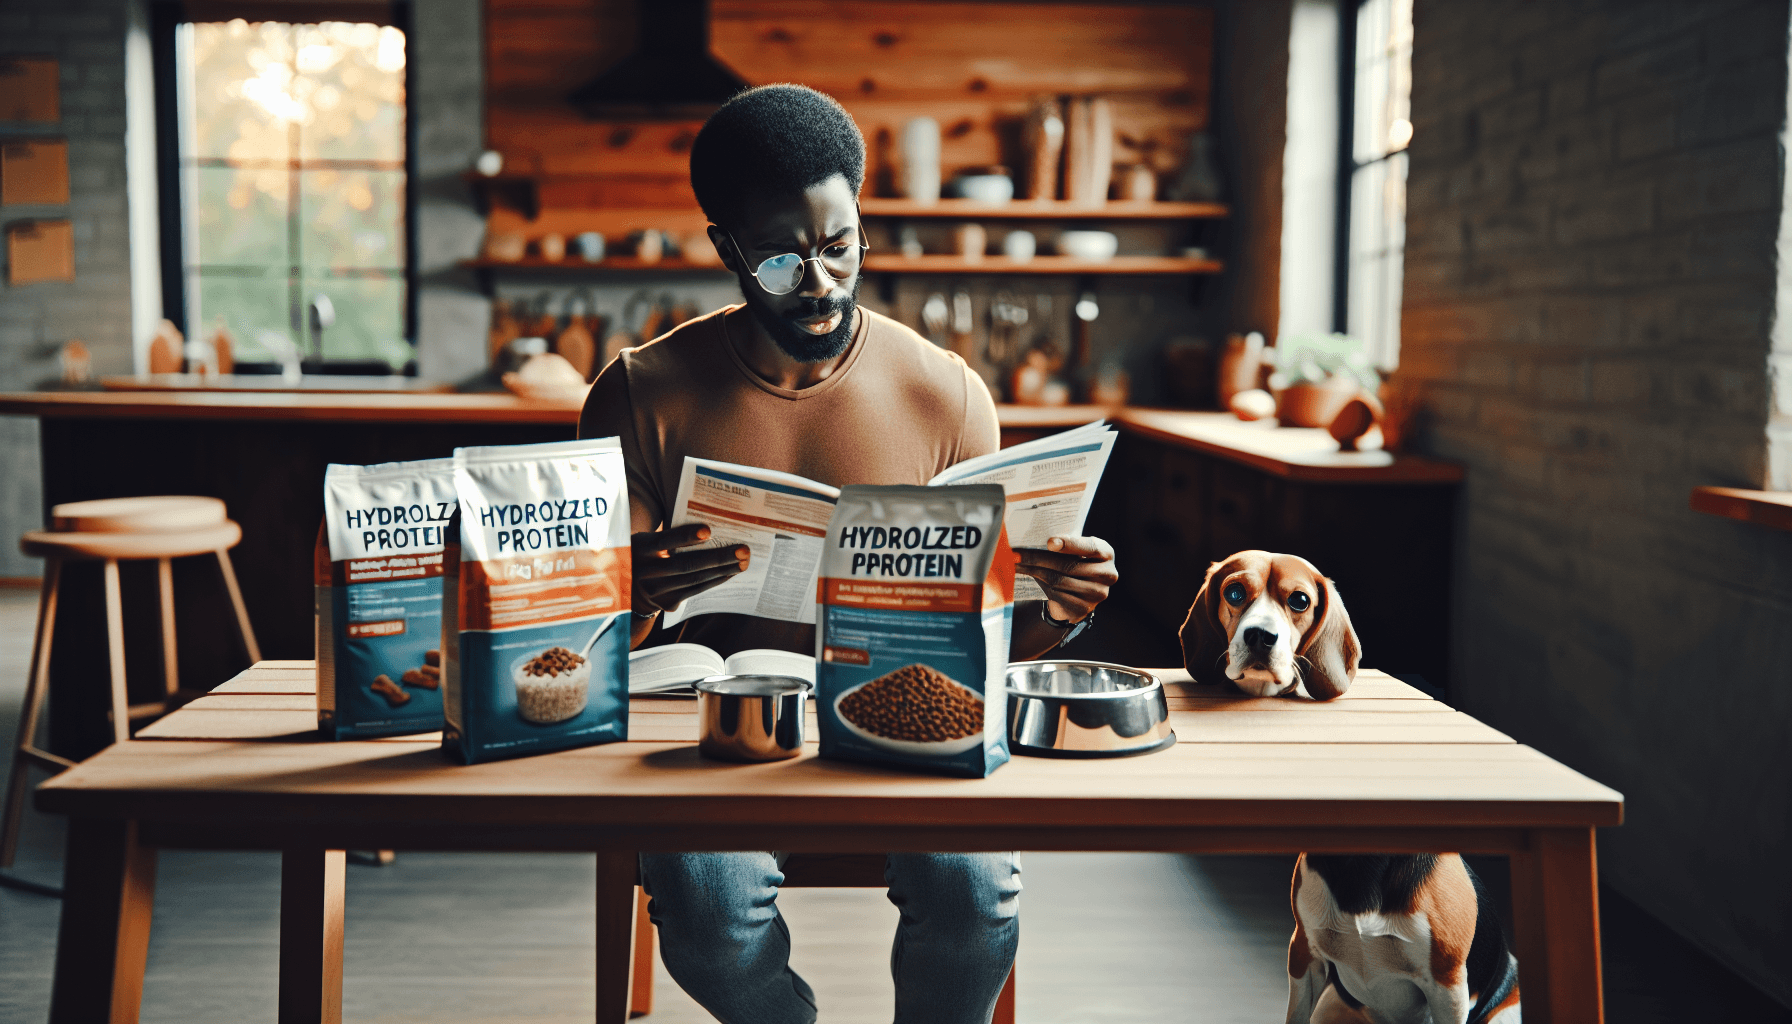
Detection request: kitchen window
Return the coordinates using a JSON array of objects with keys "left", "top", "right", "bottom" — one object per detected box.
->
[
  {"left": 164, "top": 14, "right": 411, "bottom": 370},
  {"left": 1343, "top": 0, "right": 1412, "bottom": 371}
]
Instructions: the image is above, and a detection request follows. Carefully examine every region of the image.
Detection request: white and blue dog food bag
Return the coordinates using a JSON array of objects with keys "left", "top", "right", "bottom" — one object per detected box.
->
[
  {"left": 316, "top": 458, "right": 456, "bottom": 739},
  {"left": 441, "top": 438, "right": 632, "bottom": 765},
  {"left": 816, "top": 484, "right": 1014, "bottom": 778}
]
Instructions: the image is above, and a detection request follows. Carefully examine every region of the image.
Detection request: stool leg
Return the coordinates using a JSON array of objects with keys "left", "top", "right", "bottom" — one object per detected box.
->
[
  {"left": 216, "top": 548, "right": 262, "bottom": 664},
  {"left": 2, "top": 557, "right": 64, "bottom": 868},
  {"left": 629, "top": 886, "right": 654, "bottom": 1017},
  {"left": 103, "top": 559, "right": 130, "bottom": 746},
  {"left": 157, "top": 557, "right": 179, "bottom": 700},
  {"left": 993, "top": 965, "right": 1017, "bottom": 1024}
]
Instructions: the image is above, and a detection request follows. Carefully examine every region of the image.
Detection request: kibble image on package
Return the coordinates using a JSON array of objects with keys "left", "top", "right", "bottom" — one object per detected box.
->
[
  {"left": 441, "top": 437, "right": 632, "bottom": 764},
  {"left": 815, "top": 484, "right": 1014, "bottom": 777},
  {"left": 316, "top": 458, "right": 456, "bottom": 739}
]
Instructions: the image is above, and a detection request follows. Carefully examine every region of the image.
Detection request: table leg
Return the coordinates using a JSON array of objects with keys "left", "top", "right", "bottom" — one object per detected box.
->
[
  {"left": 596, "top": 852, "right": 638, "bottom": 1023},
  {"left": 1510, "top": 827, "right": 1604, "bottom": 1024},
  {"left": 278, "top": 847, "right": 346, "bottom": 1024},
  {"left": 50, "top": 818, "right": 157, "bottom": 1024}
]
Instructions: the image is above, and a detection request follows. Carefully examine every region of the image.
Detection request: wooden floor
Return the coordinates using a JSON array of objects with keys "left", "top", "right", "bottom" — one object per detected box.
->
[{"left": 2, "top": 586, "right": 1788, "bottom": 1023}]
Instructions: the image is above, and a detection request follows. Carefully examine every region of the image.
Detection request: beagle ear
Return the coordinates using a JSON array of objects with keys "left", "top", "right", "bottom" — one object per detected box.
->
[
  {"left": 1180, "top": 564, "right": 1233, "bottom": 686},
  {"left": 1297, "top": 576, "right": 1360, "bottom": 700}
]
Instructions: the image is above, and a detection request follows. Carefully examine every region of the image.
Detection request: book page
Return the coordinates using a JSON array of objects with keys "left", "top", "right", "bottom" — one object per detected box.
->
[
  {"left": 663, "top": 458, "right": 840, "bottom": 626},
  {"left": 928, "top": 422, "right": 1117, "bottom": 549}
]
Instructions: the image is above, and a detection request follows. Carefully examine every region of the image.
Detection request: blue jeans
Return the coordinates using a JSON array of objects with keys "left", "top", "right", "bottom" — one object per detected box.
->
[{"left": 639, "top": 851, "right": 1022, "bottom": 1024}]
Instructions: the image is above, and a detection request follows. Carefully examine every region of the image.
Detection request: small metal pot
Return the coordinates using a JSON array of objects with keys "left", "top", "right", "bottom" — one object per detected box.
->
[
  {"left": 695, "top": 675, "right": 811, "bottom": 762},
  {"left": 1005, "top": 661, "right": 1174, "bottom": 758}
]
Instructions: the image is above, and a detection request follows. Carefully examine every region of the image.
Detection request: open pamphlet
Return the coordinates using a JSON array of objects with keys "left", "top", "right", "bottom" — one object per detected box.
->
[
  {"left": 628, "top": 644, "right": 816, "bottom": 695},
  {"left": 661, "top": 421, "right": 1116, "bottom": 625}
]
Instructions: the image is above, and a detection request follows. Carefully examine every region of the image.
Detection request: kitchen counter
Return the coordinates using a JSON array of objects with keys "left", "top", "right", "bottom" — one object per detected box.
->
[
  {"left": 0, "top": 392, "right": 1462, "bottom": 482},
  {"left": 100, "top": 373, "right": 457, "bottom": 394},
  {"left": 0, "top": 390, "right": 1463, "bottom": 755}
]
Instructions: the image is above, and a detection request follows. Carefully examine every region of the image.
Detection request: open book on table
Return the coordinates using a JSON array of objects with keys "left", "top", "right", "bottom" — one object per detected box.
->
[
  {"left": 629, "top": 644, "right": 816, "bottom": 695},
  {"left": 659, "top": 421, "right": 1116, "bottom": 626}
]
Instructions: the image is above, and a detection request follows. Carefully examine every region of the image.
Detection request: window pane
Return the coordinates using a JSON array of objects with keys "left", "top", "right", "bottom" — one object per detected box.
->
[
  {"left": 186, "top": 20, "right": 296, "bottom": 161},
  {"left": 304, "top": 273, "right": 408, "bottom": 366},
  {"left": 190, "top": 165, "right": 288, "bottom": 266},
  {"left": 189, "top": 271, "right": 295, "bottom": 362},
  {"left": 294, "top": 23, "right": 405, "bottom": 163},
  {"left": 299, "top": 169, "right": 404, "bottom": 270}
]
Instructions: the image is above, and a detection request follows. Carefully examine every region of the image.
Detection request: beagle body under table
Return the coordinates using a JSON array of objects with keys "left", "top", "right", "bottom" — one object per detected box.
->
[{"left": 37, "top": 661, "right": 1619, "bottom": 1024}]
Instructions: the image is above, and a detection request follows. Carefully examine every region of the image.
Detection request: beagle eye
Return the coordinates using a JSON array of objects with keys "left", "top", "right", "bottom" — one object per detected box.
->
[
  {"left": 1223, "top": 583, "right": 1247, "bottom": 606},
  {"left": 1288, "top": 591, "right": 1311, "bottom": 612}
]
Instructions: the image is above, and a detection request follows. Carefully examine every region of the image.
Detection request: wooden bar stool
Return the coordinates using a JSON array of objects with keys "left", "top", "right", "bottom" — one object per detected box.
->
[
  {"left": 624, "top": 853, "right": 1018, "bottom": 1022},
  {"left": 2, "top": 496, "right": 261, "bottom": 867}
]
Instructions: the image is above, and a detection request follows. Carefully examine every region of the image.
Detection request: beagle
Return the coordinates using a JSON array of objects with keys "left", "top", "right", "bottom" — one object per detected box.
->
[
  {"left": 1288, "top": 854, "right": 1521, "bottom": 1024},
  {"left": 1179, "top": 551, "right": 1360, "bottom": 700}
]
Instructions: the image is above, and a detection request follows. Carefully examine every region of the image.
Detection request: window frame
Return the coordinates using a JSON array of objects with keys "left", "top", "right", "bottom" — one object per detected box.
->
[
  {"left": 149, "top": 0, "right": 417, "bottom": 373},
  {"left": 1334, "top": 0, "right": 1411, "bottom": 370}
]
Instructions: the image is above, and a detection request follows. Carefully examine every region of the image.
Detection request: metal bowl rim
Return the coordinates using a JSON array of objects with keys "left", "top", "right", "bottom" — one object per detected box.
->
[
  {"left": 1003, "top": 660, "right": 1163, "bottom": 699},
  {"left": 694, "top": 674, "right": 813, "bottom": 696}
]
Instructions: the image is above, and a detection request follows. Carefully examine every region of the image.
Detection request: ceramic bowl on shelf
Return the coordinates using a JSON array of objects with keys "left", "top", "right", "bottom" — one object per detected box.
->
[
  {"left": 948, "top": 173, "right": 1015, "bottom": 204},
  {"left": 1057, "top": 230, "right": 1119, "bottom": 261}
]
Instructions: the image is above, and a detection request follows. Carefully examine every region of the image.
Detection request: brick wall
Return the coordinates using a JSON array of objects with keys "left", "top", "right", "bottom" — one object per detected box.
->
[
  {"left": 0, "top": 0, "right": 135, "bottom": 577},
  {"left": 0, "top": 0, "right": 485, "bottom": 575},
  {"left": 1404, "top": 0, "right": 1792, "bottom": 1003}
]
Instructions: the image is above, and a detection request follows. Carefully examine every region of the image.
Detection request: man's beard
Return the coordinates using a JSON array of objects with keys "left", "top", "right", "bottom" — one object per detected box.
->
[{"left": 742, "top": 275, "right": 862, "bottom": 363}]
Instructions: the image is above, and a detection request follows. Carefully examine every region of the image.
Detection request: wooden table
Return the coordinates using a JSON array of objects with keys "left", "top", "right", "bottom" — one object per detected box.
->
[{"left": 35, "top": 660, "right": 1620, "bottom": 1024}]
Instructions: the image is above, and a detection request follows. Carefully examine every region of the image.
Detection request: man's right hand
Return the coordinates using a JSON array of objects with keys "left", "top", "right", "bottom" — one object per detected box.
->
[{"left": 633, "top": 523, "right": 749, "bottom": 617}]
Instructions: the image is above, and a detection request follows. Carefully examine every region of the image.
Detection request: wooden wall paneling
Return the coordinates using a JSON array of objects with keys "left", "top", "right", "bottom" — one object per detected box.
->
[
  {"left": 709, "top": 1, "right": 1212, "bottom": 101},
  {"left": 482, "top": 0, "right": 1215, "bottom": 218}
]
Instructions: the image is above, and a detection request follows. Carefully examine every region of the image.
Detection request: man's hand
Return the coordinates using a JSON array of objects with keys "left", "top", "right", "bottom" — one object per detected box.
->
[
  {"left": 1015, "top": 535, "right": 1118, "bottom": 624},
  {"left": 634, "top": 523, "right": 748, "bottom": 616}
]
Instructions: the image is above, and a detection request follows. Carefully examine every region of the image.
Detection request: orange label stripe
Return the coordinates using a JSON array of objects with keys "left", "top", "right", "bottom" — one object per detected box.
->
[{"left": 460, "top": 547, "right": 631, "bottom": 631}]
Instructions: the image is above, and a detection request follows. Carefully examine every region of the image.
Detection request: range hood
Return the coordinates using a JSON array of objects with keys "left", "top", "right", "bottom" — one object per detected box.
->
[{"left": 568, "top": 0, "right": 749, "bottom": 120}]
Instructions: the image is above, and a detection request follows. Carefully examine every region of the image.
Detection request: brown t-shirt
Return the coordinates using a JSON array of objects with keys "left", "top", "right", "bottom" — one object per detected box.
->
[{"left": 578, "top": 304, "right": 1001, "bottom": 657}]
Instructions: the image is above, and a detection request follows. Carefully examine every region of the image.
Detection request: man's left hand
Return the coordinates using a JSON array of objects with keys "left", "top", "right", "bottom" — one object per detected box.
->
[{"left": 1015, "top": 535, "right": 1118, "bottom": 623}]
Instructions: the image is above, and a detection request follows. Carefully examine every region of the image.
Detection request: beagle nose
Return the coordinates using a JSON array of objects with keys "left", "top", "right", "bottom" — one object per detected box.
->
[{"left": 1243, "top": 626, "right": 1278, "bottom": 653}]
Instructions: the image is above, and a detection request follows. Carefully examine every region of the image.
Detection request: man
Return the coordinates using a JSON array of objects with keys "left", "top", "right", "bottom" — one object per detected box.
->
[{"left": 579, "top": 84, "right": 1119, "bottom": 1024}]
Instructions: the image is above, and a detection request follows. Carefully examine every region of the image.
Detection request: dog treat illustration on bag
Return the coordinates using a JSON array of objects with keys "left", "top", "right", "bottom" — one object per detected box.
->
[
  {"left": 1179, "top": 550, "right": 1359, "bottom": 699},
  {"left": 441, "top": 438, "right": 632, "bottom": 764},
  {"left": 815, "top": 484, "right": 1014, "bottom": 778},
  {"left": 316, "top": 458, "right": 456, "bottom": 738}
]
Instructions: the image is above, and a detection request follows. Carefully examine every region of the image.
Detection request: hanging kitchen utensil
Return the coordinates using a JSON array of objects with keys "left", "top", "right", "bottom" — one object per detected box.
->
[
  {"left": 1073, "top": 290, "right": 1099, "bottom": 370},
  {"left": 921, "top": 292, "right": 949, "bottom": 347}
]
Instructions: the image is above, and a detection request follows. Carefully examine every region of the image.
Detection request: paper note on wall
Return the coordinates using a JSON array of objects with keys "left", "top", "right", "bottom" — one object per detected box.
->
[
  {"left": 0, "top": 58, "right": 59, "bottom": 123},
  {"left": 2, "top": 140, "right": 70, "bottom": 205},
  {"left": 7, "top": 220, "right": 74, "bottom": 284}
]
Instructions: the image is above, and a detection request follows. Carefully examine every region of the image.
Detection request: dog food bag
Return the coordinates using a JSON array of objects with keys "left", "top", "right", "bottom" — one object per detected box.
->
[
  {"left": 316, "top": 458, "right": 456, "bottom": 739},
  {"left": 441, "top": 438, "right": 632, "bottom": 764},
  {"left": 815, "top": 484, "right": 1014, "bottom": 777}
]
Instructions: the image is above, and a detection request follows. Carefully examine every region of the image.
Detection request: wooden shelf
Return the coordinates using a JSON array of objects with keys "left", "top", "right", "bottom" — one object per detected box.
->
[
  {"left": 1690, "top": 485, "right": 1792, "bottom": 531},
  {"left": 459, "top": 256, "right": 731, "bottom": 273},
  {"left": 862, "top": 254, "right": 1223, "bottom": 275},
  {"left": 859, "top": 198, "right": 1228, "bottom": 220}
]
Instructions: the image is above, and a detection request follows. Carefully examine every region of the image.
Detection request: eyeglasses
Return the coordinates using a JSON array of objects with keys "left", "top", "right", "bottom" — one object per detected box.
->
[{"left": 725, "top": 218, "right": 870, "bottom": 296}]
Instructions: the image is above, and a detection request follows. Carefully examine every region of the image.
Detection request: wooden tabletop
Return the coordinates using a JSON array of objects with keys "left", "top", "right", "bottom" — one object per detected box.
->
[{"left": 39, "top": 661, "right": 1620, "bottom": 840}]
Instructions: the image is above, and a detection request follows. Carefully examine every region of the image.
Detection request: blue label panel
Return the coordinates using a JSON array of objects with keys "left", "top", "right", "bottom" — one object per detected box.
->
[
  {"left": 446, "top": 615, "right": 629, "bottom": 763},
  {"left": 817, "top": 605, "right": 1010, "bottom": 778},
  {"left": 329, "top": 576, "right": 444, "bottom": 738}
]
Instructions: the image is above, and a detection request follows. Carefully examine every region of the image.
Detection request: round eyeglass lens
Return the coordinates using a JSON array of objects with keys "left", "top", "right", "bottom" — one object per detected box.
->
[{"left": 755, "top": 253, "right": 807, "bottom": 295}]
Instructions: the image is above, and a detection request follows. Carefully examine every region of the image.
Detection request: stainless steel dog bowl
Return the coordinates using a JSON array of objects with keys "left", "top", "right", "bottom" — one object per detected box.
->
[
  {"left": 1005, "top": 661, "right": 1175, "bottom": 758},
  {"left": 695, "top": 674, "right": 810, "bottom": 762}
]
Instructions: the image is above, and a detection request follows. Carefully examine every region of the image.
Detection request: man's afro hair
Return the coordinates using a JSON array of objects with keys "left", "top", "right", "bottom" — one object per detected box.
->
[{"left": 690, "top": 84, "right": 865, "bottom": 228}]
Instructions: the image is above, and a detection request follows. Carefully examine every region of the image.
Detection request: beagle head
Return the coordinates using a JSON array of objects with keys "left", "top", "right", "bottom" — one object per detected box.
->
[{"left": 1179, "top": 550, "right": 1360, "bottom": 700}]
